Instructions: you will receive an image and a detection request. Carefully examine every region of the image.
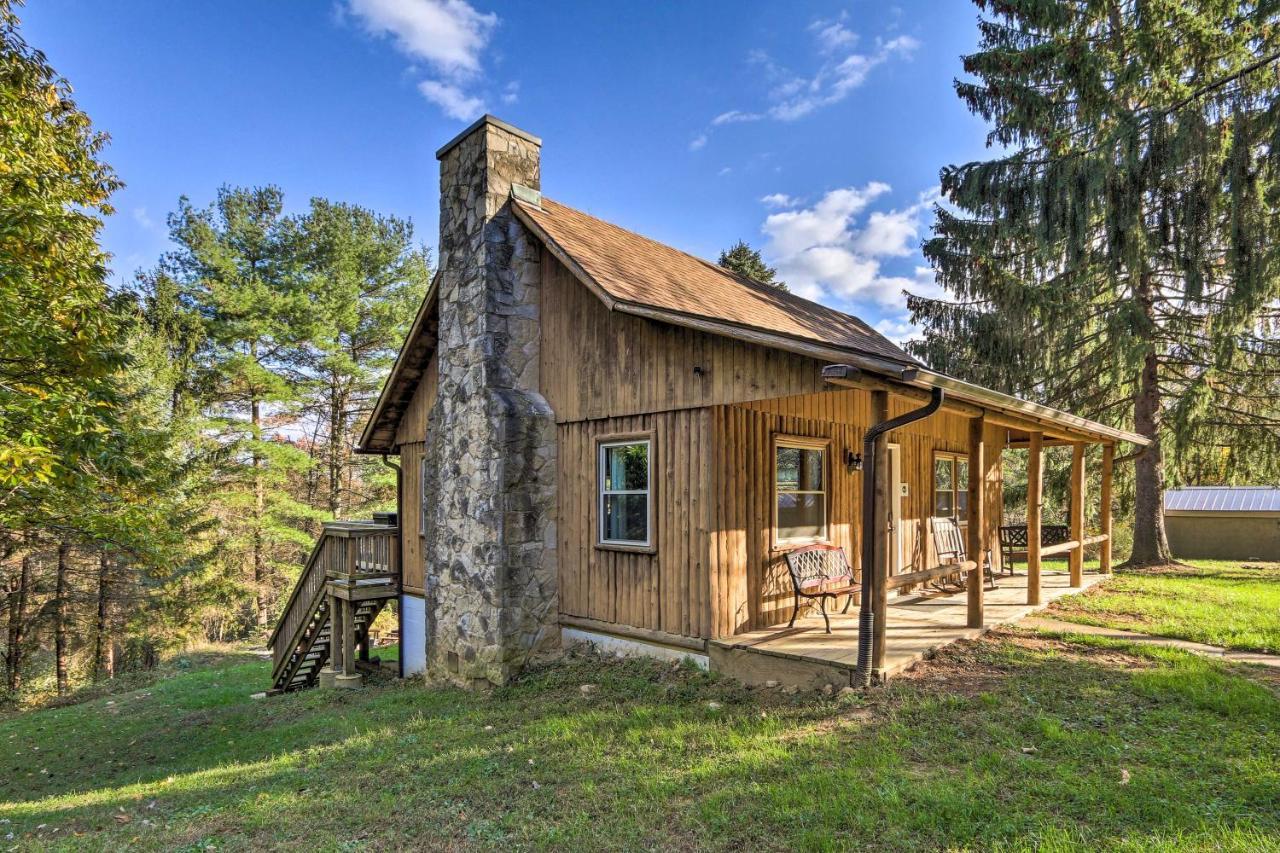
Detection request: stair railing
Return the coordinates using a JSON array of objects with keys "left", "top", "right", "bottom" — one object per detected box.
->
[{"left": 269, "top": 518, "right": 400, "bottom": 685}]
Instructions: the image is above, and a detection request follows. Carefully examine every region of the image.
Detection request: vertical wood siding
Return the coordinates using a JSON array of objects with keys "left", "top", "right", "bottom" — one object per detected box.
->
[
  {"left": 556, "top": 409, "right": 713, "bottom": 639},
  {"left": 398, "top": 441, "right": 426, "bottom": 594},
  {"left": 709, "top": 389, "right": 1004, "bottom": 637},
  {"left": 394, "top": 351, "right": 437, "bottom": 448},
  {"left": 539, "top": 255, "right": 828, "bottom": 423}
]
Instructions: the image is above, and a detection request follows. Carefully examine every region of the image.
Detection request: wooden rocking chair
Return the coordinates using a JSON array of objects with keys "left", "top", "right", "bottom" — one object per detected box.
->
[{"left": 931, "top": 516, "right": 997, "bottom": 591}]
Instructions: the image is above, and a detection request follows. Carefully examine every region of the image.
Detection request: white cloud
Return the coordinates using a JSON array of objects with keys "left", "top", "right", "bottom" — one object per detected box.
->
[
  {"left": 418, "top": 79, "right": 485, "bottom": 121},
  {"left": 501, "top": 80, "right": 519, "bottom": 105},
  {"left": 689, "top": 133, "right": 708, "bottom": 151},
  {"left": 132, "top": 207, "right": 157, "bottom": 232},
  {"left": 712, "top": 109, "right": 762, "bottom": 126},
  {"left": 809, "top": 16, "right": 858, "bottom": 53},
  {"left": 717, "top": 166, "right": 733, "bottom": 176},
  {"left": 692, "top": 23, "right": 919, "bottom": 149},
  {"left": 762, "top": 183, "right": 889, "bottom": 256},
  {"left": 758, "top": 184, "right": 942, "bottom": 310},
  {"left": 347, "top": 0, "right": 495, "bottom": 75},
  {"left": 760, "top": 193, "right": 796, "bottom": 208},
  {"left": 345, "top": 0, "right": 500, "bottom": 121}
]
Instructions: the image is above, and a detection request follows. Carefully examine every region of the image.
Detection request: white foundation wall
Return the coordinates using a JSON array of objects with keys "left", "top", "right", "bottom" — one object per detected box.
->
[
  {"left": 400, "top": 594, "right": 427, "bottom": 676},
  {"left": 561, "top": 627, "right": 709, "bottom": 670}
]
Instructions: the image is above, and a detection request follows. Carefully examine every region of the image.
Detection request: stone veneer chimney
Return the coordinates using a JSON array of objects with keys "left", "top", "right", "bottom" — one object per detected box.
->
[{"left": 428, "top": 115, "right": 558, "bottom": 687}]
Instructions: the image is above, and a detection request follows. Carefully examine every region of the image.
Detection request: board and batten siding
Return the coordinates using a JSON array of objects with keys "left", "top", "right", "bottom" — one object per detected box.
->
[
  {"left": 709, "top": 390, "right": 1004, "bottom": 638},
  {"left": 539, "top": 253, "right": 829, "bottom": 423},
  {"left": 394, "top": 351, "right": 437, "bottom": 596},
  {"left": 556, "top": 409, "right": 714, "bottom": 639}
]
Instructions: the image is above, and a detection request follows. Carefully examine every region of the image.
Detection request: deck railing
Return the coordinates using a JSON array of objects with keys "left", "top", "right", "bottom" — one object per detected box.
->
[{"left": 269, "top": 519, "right": 399, "bottom": 683}]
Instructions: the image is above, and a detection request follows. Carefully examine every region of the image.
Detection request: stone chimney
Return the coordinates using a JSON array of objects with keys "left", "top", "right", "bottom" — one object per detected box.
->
[{"left": 427, "top": 115, "right": 558, "bottom": 687}]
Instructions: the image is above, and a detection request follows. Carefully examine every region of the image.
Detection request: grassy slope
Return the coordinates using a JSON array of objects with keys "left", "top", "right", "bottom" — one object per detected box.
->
[
  {"left": 0, "top": 635, "right": 1277, "bottom": 851},
  {"left": 1049, "top": 560, "right": 1280, "bottom": 653}
]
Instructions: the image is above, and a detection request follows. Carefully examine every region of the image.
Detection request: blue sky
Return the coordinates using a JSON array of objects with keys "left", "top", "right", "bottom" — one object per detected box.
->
[{"left": 24, "top": 1, "right": 993, "bottom": 340}]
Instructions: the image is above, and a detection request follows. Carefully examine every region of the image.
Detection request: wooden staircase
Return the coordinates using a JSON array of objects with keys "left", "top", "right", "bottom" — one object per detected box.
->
[{"left": 269, "top": 518, "right": 400, "bottom": 693}]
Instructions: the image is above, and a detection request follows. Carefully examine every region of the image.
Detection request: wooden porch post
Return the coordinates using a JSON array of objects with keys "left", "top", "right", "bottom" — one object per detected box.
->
[
  {"left": 871, "top": 390, "right": 890, "bottom": 671},
  {"left": 1100, "top": 444, "right": 1114, "bottom": 574},
  {"left": 336, "top": 597, "right": 361, "bottom": 687},
  {"left": 328, "top": 590, "right": 343, "bottom": 676},
  {"left": 966, "top": 416, "right": 985, "bottom": 628},
  {"left": 1069, "top": 442, "right": 1086, "bottom": 586},
  {"left": 1026, "top": 431, "right": 1043, "bottom": 606}
]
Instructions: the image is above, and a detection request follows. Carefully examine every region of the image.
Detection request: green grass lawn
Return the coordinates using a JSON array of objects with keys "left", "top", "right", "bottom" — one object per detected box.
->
[
  {"left": 1050, "top": 560, "right": 1280, "bottom": 653},
  {"left": 0, "top": 633, "right": 1277, "bottom": 851}
]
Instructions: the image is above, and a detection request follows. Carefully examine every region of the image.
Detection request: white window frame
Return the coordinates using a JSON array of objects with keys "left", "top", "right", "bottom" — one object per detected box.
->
[
  {"left": 773, "top": 434, "right": 831, "bottom": 549},
  {"left": 597, "top": 435, "right": 654, "bottom": 551},
  {"left": 933, "top": 451, "right": 970, "bottom": 527}
]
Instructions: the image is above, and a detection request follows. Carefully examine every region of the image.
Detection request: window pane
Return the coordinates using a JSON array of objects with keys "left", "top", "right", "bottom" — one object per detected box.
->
[
  {"left": 775, "top": 447, "right": 800, "bottom": 491},
  {"left": 799, "top": 448, "right": 824, "bottom": 491},
  {"left": 604, "top": 443, "right": 648, "bottom": 491},
  {"left": 776, "top": 446, "right": 824, "bottom": 491},
  {"left": 777, "top": 493, "right": 826, "bottom": 541},
  {"left": 935, "top": 490, "right": 953, "bottom": 518},
  {"left": 934, "top": 458, "right": 952, "bottom": 490},
  {"left": 956, "top": 459, "right": 969, "bottom": 490},
  {"left": 603, "top": 493, "right": 648, "bottom": 543},
  {"left": 956, "top": 491, "right": 969, "bottom": 521}
]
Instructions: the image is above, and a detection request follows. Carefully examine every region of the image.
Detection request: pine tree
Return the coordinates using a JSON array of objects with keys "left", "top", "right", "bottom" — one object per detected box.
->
[
  {"left": 911, "top": 0, "right": 1280, "bottom": 566},
  {"left": 293, "top": 199, "right": 430, "bottom": 519},
  {"left": 718, "top": 240, "right": 788, "bottom": 291},
  {"left": 164, "top": 186, "right": 319, "bottom": 631}
]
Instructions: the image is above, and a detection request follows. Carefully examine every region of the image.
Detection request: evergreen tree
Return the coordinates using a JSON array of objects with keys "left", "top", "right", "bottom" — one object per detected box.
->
[
  {"left": 718, "top": 240, "right": 788, "bottom": 291},
  {"left": 293, "top": 199, "right": 430, "bottom": 519},
  {"left": 912, "top": 0, "right": 1280, "bottom": 566},
  {"left": 164, "top": 186, "right": 319, "bottom": 631}
]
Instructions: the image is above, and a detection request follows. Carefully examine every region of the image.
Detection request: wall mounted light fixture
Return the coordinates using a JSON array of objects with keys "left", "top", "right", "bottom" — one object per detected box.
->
[{"left": 845, "top": 449, "right": 863, "bottom": 473}]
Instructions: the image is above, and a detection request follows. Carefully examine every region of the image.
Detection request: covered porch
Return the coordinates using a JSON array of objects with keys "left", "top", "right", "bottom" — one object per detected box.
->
[
  {"left": 710, "top": 568, "right": 1105, "bottom": 688},
  {"left": 708, "top": 365, "right": 1131, "bottom": 688}
]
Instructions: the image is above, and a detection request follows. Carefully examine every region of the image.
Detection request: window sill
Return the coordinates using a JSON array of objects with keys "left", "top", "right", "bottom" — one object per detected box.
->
[
  {"left": 772, "top": 538, "right": 832, "bottom": 553},
  {"left": 594, "top": 542, "right": 657, "bottom": 555}
]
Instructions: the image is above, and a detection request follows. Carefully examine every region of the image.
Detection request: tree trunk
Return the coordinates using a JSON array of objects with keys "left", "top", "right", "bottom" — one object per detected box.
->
[
  {"left": 329, "top": 374, "right": 344, "bottom": 519},
  {"left": 55, "top": 542, "right": 70, "bottom": 695},
  {"left": 1130, "top": 351, "right": 1173, "bottom": 566},
  {"left": 251, "top": 388, "right": 268, "bottom": 632},
  {"left": 5, "top": 548, "right": 33, "bottom": 694},
  {"left": 93, "top": 551, "right": 113, "bottom": 680}
]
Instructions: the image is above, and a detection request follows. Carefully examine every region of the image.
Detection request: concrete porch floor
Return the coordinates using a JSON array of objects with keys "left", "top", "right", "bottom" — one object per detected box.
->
[{"left": 708, "top": 569, "right": 1106, "bottom": 688}]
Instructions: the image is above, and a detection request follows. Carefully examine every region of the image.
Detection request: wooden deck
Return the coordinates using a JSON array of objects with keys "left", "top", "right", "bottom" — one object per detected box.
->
[{"left": 708, "top": 569, "right": 1105, "bottom": 689}]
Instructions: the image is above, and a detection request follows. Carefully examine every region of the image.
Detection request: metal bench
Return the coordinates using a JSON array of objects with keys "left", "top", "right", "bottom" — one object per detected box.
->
[
  {"left": 998, "top": 524, "right": 1071, "bottom": 572},
  {"left": 783, "top": 543, "right": 860, "bottom": 633}
]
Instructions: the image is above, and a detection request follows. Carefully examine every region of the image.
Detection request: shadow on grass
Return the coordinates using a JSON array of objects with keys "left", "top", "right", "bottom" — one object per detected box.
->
[{"left": 0, "top": 639, "right": 1277, "bottom": 850}]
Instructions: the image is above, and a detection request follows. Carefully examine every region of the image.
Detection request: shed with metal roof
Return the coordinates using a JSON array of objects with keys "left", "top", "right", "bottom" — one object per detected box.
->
[{"left": 1164, "top": 487, "right": 1280, "bottom": 561}]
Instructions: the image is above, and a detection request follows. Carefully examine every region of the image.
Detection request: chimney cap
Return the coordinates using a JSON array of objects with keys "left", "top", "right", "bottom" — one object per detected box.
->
[{"left": 435, "top": 114, "right": 542, "bottom": 160}]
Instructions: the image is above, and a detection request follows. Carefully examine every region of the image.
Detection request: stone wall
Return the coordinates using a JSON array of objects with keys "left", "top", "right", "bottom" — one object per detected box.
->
[{"left": 427, "top": 116, "right": 558, "bottom": 687}]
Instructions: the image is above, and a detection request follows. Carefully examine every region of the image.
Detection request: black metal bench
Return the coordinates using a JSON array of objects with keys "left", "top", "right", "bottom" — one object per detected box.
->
[
  {"left": 999, "top": 524, "right": 1071, "bottom": 572},
  {"left": 783, "top": 544, "right": 860, "bottom": 633}
]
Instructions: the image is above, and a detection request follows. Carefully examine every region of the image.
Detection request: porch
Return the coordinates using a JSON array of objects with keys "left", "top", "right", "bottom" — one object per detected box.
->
[{"left": 710, "top": 568, "right": 1104, "bottom": 689}]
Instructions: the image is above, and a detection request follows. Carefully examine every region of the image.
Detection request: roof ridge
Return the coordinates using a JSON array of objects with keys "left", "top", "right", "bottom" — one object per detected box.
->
[{"left": 535, "top": 195, "right": 897, "bottom": 348}]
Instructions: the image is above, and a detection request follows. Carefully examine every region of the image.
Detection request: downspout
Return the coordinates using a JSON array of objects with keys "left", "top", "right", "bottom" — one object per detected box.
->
[
  {"left": 855, "top": 385, "right": 945, "bottom": 687},
  {"left": 381, "top": 453, "right": 404, "bottom": 680}
]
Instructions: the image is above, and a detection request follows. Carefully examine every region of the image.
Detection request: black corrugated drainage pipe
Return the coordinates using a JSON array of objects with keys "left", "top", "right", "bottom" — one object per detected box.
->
[{"left": 855, "top": 385, "right": 945, "bottom": 687}]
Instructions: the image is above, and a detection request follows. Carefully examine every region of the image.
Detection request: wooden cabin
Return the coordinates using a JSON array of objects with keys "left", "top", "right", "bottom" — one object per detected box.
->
[{"left": 269, "top": 116, "right": 1147, "bottom": 693}]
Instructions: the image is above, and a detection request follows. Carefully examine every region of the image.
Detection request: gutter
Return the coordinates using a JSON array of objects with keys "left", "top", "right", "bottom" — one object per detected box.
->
[{"left": 856, "top": 386, "right": 945, "bottom": 688}]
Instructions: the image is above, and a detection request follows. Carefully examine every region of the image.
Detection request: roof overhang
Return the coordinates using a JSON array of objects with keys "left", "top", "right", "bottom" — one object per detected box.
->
[
  {"left": 513, "top": 201, "right": 1147, "bottom": 447},
  {"left": 356, "top": 276, "right": 439, "bottom": 454}
]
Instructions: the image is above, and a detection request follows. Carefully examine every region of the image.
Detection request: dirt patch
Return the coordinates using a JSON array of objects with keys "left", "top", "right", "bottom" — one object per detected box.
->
[{"left": 894, "top": 629, "right": 1158, "bottom": 689}]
